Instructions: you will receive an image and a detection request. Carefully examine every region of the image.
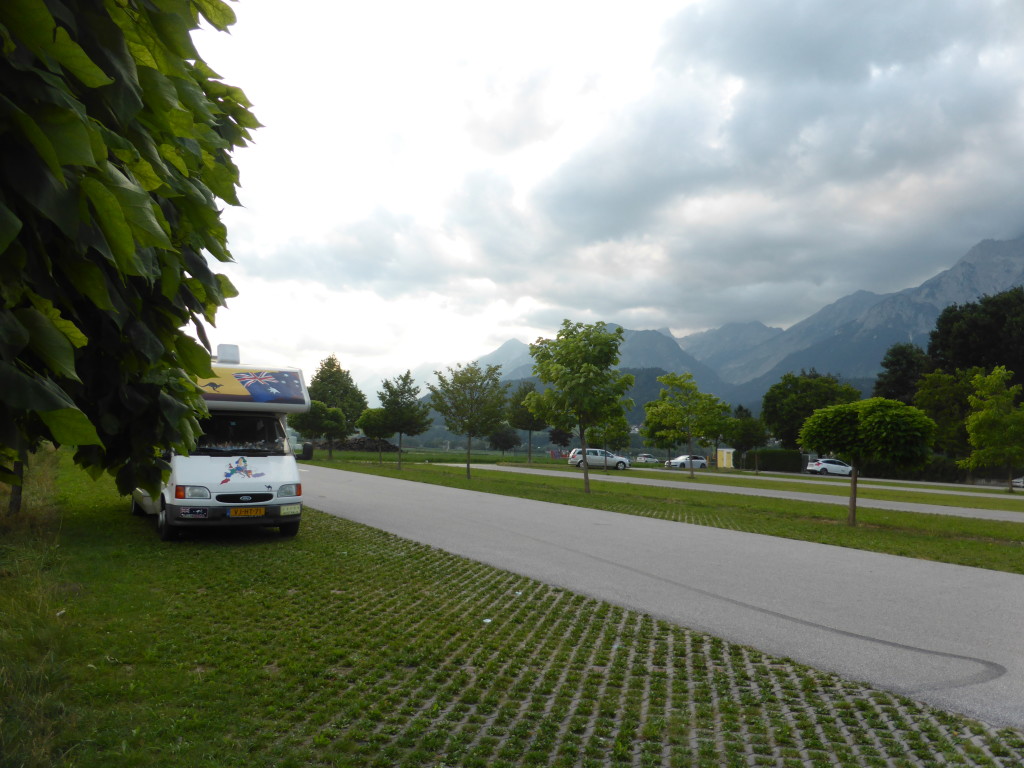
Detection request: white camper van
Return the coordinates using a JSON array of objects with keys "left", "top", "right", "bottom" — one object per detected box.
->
[{"left": 131, "top": 345, "right": 311, "bottom": 540}]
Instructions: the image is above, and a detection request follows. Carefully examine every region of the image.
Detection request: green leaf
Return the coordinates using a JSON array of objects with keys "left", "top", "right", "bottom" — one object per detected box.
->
[
  {"left": 50, "top": 26, "right": 115, "bottom": 88},
  {"left": 28, "top": 294, "right": 88, "bottom": 347},
  {"left": 0, "top": 308, "right": 30, "bottom": 357},
  {"left": 176, "top": 335, "right": 214, "bottom": 378},
  {"left": 0, "top": 201, "right": 22, "bottom": 253},
  {"left": 0, "top": 0, "right": 113, "bottom": 87},
  {"left": 158, "top": 142, "right": 188, "bottom": 175},
  {"left": 13, "top": 306, "right": 80, "bottom": 381},
  {"left": 201, "top": 151, "right": 240, "bottom": 205},
  {"left": 194, "top": 0, "right": 237, "bottom": 31},
  {"left": 39, "top": 407, "right": 102, "bottom": 445},
  {"left": 61, "top": 259, "right": 114, "bottom": 311},
  {"left": 125, "top": 156, "right": 165, "bottom": 192},
  {"left": 0, "top": 362, "right": 75, "bottom": 411},
  {"left": 80, "top": 175, "right": 144, "bottom": 275},
  {"left": 103, "top": 163, "right": 173, "bottom": 249},
  {"left": 0, "top": 95, "right": 63, "bottom": 179},
  {"left": 37, "top": 105, "right": 100, "bottom": 167}
]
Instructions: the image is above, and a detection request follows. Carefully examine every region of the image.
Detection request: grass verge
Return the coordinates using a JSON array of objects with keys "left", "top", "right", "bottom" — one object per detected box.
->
[{"left": 2, "top": 453, "right": 1024, "bottom": 767}]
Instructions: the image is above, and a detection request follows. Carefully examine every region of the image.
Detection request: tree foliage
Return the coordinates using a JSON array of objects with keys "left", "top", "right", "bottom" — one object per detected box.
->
[
  {"left": 548, "top": 427, "right": 572, "bottom": 449},
  {"left": 958, "top": 366, "right": 1024, "bottom": 490},
  {"left": 428, "top": 362, "right": 508, "bottom": 479},
  {"left": 355, "top": 407, "right": 393, "bottom": 464},
  {"left": 525, "top": 321, "right": 634, "bottom": 493},
  {"left": 587, "top": 412, "right": 631, "bottom": 454},
  {"left": 762, "top": 369, "right": 861, "bottom": 449},
  {"left": 0, "top": 0, "right": 258, "bottom": 494},
  {"left": 928, "top": 287, "right": 1024, "bottom": 387},
  {"left": 641, "top": 372, "right": 729, "bottom": 478},
  {"left": 912, "top": 367, "right": 982, "bottom": 458},
  {"left": 872, "top": 343, "right": 931, "bottom": 404},
  {"left": 799, "top": 398, "right": 935, "bottom": 525},
  {"left": 488, "top": 423, "right": 522, "bottom": 454},
  {"left": 308, "top": 355, "right": 366, "bottom": 436},
  {"left": 507, "top": 380, "right": 547, "bottom": 463},
  {"left": 724, "top": 405, "right": 769, "bottom": 469},
  {"left": 378, "top": 370, "right": 431, "bottom": 469},
  {"left": 289, "top": 400, "right": 347, "bottom": 459}
]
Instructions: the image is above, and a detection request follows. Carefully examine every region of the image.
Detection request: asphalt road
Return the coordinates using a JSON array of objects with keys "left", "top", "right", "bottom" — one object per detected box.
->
[{"left": 301, "top": 464, "right": 1024, "bottom": 729}]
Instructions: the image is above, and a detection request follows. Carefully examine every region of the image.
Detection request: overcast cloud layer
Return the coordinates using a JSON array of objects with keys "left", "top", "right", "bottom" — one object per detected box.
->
[{"left": 195, "top": 0, "right": 1024, "bottom": 389}]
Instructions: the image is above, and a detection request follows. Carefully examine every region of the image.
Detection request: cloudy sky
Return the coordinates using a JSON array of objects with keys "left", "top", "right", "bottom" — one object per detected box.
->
[{"left": 193, "top": 0, "right": 1024, "bottom": 396}]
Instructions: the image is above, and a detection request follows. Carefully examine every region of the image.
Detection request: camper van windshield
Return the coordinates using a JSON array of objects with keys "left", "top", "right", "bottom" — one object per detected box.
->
[{"left": 195, "top": 413, "right": 286, "bottom": 456}]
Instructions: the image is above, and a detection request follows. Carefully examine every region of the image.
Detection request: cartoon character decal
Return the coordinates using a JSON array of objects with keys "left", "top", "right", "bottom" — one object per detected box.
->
[{"left": 220, "top": 456, "right": 266, "bottom": 485}]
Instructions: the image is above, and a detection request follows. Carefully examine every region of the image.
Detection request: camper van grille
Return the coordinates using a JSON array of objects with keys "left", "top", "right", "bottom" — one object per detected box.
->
[{"left": 216, "top": 492, "right": 274, "bottom": 504}]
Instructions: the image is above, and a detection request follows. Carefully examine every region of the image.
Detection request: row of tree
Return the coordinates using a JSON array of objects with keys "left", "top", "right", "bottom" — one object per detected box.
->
[{"left": 299, "top": 289, "right": 1024, "bottom": 525}]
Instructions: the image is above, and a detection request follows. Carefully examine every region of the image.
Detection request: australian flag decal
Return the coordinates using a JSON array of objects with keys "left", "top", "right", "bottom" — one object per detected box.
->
[{"left": 233, "top": 370, "right": 305, "bottom": 404}]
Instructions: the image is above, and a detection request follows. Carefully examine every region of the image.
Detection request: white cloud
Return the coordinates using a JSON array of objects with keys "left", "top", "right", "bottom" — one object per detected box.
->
[{"left": 192, "top": 0, "right": 1024, "bottom": 390}]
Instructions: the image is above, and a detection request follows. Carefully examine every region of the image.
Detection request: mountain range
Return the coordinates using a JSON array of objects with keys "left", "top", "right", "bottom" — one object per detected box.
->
[{"left": 473, "top": 237, "right": 1024, "bottom": 414}]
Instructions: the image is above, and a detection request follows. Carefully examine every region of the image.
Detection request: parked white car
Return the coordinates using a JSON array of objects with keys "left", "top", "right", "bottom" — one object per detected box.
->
[
  {"left": 568, "top": 448, "right": 630, "bottom": 470},
  {"left": 665, "top": 455, "right": 708, "bottom": 469},
  {"left": 634, "top": 453, "right": 659, "bottom": 464},
  {"left": 806, "top": 458, "right": 853, "bottom": 476}
]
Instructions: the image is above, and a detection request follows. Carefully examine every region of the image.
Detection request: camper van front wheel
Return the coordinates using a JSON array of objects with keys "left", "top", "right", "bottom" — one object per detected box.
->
[{"left": 157, "top": 507, "right": 178, "bottom": 541}]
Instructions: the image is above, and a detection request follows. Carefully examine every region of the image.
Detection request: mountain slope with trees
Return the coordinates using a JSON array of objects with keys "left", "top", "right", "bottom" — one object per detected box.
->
[{"left": 470, "top": 236, "right": 1024, "bottom": 415}]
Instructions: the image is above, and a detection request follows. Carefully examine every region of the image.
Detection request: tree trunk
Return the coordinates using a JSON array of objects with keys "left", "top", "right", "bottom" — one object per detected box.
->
[
  {"left": 7, "top": 456, "right": 25, "bottom": 516},
  {"left": 398, "top": 433, "right": 404, "bottom": 470},
  {"left": 527, "top": 430, "right": 533, "bottom": 463},
  {"left": 579, "top": 423, "right": 591, "bottom": 493},
  {"left": 465, "top": 435, "right": 472, "bottom": 480},
  {"left": 847, "top": 467, "right": 859, "bottom": 526}
]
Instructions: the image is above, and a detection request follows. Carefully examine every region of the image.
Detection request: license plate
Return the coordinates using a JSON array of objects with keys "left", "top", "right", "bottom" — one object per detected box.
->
[{"left": 230, "top": 507, "right": 265, "bottom": 517}]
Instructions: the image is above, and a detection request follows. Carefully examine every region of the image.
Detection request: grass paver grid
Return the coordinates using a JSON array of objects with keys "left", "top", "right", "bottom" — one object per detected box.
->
[
  {"left": 5, "top": 455, "right": 1024, "bottom": 767},
  {"left": 194, "top": 512, "right": 1021, "bottom": 768}
]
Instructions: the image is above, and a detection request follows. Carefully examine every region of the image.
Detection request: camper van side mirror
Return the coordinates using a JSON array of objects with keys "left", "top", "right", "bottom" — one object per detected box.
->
[{"left": 300, "top": 442, "right": 313, "bottom": 461}]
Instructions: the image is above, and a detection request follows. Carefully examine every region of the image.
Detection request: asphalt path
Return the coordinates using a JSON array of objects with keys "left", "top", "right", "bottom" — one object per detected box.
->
[{"left": 301, "top": 464, "right": 1024, "bottom": 729}]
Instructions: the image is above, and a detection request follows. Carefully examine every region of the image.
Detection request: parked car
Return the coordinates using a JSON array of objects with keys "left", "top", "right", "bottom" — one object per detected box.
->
[
  {"left": 806, "top": 458, "right": 853, "bottom": 476},
  {"left": 568, "top": 448, "right": 630, "bottom": 470},
  {"left": 665, "top": 455, "right": 708, "bottom": 469},
  {"left": 634, "top": 453, "right": 658, "bottom": 464},
  {"left": 1013, "top": 476, "right": 1024, "bottom": 488}
]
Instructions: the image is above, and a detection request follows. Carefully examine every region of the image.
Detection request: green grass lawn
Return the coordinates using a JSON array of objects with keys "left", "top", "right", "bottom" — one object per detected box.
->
[
  {"left": 3, "top": 450, "right": 1024, "bottom": 767},
  {"left": 308, "top": 454, "right": 1024, "bottom": 576}
]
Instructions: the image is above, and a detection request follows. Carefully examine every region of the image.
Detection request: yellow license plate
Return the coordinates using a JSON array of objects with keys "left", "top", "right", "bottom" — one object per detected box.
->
[{"left": 230, "top": 507, "right": 265, "bottom": 517}]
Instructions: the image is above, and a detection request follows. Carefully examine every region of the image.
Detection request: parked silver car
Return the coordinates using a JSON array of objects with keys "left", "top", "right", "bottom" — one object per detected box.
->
[
  {"left": 665, "top": 455, "right": 708, "bottom": 469},
  {"left": 568, "top": 448, "right": 630, "bottom": 470}
]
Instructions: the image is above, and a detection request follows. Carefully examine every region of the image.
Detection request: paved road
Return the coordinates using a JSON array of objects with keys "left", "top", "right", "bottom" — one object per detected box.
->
[{"left": 302, "top": 464, "right": 1024, "bottom": 729}]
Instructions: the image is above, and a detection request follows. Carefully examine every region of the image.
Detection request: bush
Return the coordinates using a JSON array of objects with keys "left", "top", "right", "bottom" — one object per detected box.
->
[{"left": 737, "top": 449, "right": 803, "bottom": 473}]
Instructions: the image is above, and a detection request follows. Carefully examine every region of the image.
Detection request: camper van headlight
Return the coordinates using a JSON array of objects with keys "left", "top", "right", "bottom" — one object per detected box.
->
[
  {"left": 174, "top": 485, "right": 211, "bottom": 500},
  {"left": 278, "top": 483, "right": 301, "bottom": 497}
]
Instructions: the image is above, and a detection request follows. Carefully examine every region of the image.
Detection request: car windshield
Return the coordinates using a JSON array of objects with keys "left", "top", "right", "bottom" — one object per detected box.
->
[{"left": 194, "top": 413, "right": 286, "bottom": 456}]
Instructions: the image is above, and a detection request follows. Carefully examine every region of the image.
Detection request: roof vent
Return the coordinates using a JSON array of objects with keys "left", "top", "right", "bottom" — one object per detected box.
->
[{"left": 216, "top": 344, "right": 240, "bottom": 364}]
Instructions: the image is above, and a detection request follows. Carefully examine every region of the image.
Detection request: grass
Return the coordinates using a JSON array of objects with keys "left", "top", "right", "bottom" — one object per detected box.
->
[
  {"left": 2, "top": 451, "right": 1024, "bottom": 767},
  {"left": 307, "top": 454, "right": 1024, "bottom": 575}
]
